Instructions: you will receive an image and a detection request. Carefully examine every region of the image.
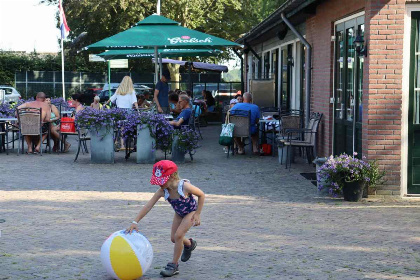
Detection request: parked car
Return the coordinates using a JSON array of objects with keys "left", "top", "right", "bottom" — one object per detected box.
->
[
  {"left": 102, "top": 83, "right": 120, "bottom": 91},
  {"left": 134, "top": 84, "right": 152, "bottom": 95},
  {"left": 98, "top": 89, "right": 117, "bottom": 103},
  {"left": 0, "top": 86, "right": 21, "bottom": 104}
]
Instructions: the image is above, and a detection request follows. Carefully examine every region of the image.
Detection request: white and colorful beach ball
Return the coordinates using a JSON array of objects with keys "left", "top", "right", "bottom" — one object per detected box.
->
[{"left": 100, "top": 230, "right": 153, "bottom": 280}]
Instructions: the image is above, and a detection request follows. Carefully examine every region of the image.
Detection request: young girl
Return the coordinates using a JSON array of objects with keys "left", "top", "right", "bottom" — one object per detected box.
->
[{"left": 126, "top": 160, "right": 205, "bottom": 277}]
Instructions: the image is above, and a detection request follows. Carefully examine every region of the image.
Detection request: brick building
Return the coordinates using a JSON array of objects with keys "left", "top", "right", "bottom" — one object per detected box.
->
[{"left": 238, "top": 0, "right": 420, "bottom": 196}]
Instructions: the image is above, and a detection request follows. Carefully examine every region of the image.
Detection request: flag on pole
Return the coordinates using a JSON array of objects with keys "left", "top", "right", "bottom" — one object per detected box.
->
[{"left": 59, "top": 0, "right": 70, "bottom": 39}]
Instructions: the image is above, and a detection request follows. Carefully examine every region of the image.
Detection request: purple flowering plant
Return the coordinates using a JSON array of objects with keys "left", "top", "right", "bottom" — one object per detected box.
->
[
  {"left": 121, "top": 112, "right": 174, "bottom": 153},
  {"left": 317, "top": 152, "right": 385, "bottom": 196},
  {"left": 0, "top": 102, "right": 15, "bottom": 118},
  {"left": 75, "top": 107, "right": 115, "bottom": 134},
  {"left": 50, "top": 97, "right": 71, "bottom": 111},
  {"left": 173, "top": 126, "right": 200, "bottom": 154}
]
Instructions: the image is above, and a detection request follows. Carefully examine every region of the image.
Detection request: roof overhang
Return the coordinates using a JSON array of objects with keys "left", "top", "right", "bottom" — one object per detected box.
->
[{"left": 237, "top": 0, "right": 320, "bottom": 46}]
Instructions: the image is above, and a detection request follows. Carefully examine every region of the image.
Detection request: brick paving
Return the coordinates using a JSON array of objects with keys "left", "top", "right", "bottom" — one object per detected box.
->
[{"left": 0, "top": 125, "right": 419, "bottom": 280}]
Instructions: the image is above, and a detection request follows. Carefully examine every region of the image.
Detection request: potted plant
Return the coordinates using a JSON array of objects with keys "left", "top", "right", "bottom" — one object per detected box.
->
[
  {"left": 121, "top": 112, "right": 173, "bottom": 163},
  {"left": 75, "top": 107, "right": 115, "bottom": 163},
  {"left": 317, "top": 153, "right": 385, "bottom": 202},
  {"left": 171, "top": 126, "right": 200, "bottom": 163}
]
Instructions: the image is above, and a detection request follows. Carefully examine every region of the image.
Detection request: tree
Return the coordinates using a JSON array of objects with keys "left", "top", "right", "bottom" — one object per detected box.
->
[{"left": 40, "top": 0, "right": 284, "bottom": 86}]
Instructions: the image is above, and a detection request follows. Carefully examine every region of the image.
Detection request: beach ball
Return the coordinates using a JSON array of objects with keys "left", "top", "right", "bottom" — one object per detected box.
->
[{"left": 100, "top": 230, "right": 153, "bottom": 280}]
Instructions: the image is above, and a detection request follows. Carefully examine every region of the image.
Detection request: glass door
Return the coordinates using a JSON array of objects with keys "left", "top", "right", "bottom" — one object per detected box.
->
[
  {"left": 272, "top": 49, "right": 279, "bottom": 106},
  {"left": 280, "top": 44, "right": 293, "bottom": 112},
  {"left": 334, "top": 16, "right": 364, "bottom": 156},
  {"left": 408, "top": 12, "right": 420, "bottom": 194}
]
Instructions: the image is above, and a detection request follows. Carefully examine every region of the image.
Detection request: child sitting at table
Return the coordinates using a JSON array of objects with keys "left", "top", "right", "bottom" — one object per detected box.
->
[{"left": 90, "top": 96, "right": 102, "bottom": 110}]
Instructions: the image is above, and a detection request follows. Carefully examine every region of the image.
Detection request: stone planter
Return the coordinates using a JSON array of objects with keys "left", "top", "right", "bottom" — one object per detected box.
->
[
  {"left": 90, "top": 126, "right": 114, "bottom": 164},
  {"left": 313, "top": 157, "right": 328, "bottom": 195},
  {"left": 136, "top": 125, "right": 156, "bottom": 164},
  {"left": 171, "top": 135, "right": 185, "bottom": 163}
]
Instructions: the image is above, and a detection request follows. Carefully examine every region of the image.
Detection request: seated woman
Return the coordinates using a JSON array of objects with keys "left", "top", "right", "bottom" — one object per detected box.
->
[
  {"left": 44, "top": 96, "right": 68, "bottom": 152},
  {"left": 169, "top": 94, "right": 192, "bottom": 129},
  {"left": 136, "top": 94, "right": 151, "bottom": 109},
  {"left": 169, "top": 93, "right": 181, "bottom": 115},
  {"left": 203, "top": 90, "right": 216, "bottom": 112},
  {"left": 235, "top": 94, "right": 243, "bottom": 103},
  {"left": 72, "top": 93, "right": 85, "bottom": 114}
]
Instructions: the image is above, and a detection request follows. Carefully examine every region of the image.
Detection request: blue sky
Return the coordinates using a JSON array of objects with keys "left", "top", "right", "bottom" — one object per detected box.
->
[{"left": 0, "top": 0, "right": 60, "bottom": 53}]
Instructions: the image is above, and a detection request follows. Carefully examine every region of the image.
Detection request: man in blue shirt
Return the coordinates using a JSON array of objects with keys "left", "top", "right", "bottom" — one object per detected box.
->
[
  {"left": 230, "top": 92, "right": 260, "bottom": 154},
  {"left": 169, "top": 94, "right": 192, "bottom": 129},
  {"left": 154, "top": 69, "right": 170, "bottom": 113}
]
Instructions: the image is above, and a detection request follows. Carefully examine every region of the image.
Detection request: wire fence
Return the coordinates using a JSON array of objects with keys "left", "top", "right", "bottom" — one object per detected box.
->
[{"left": 14, "top": 70, "right": 241, "bottom": 105}]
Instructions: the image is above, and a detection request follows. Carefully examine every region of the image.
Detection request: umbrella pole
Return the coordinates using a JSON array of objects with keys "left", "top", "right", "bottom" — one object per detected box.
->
[
  {"left": 108, "top": 60, "right": 111, "bottom": 99},
  {"left": 188, "top": 62, "right": 192, "bottom": 94},
  {"left": 159, "top": 53, "right": 163, "bottom": 80},
  {"left": 154, "top": 47, "right": 159, "bottom": 85}
]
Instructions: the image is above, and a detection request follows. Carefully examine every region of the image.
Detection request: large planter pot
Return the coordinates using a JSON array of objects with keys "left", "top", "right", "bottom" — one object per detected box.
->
[
  {"left": 313, "top": 157, "right": 328, "bottom": 194},
  {"left": 90, "top": 126, "right": 114, "bottom": 164},
  {"left": 136, "top": 125, "right": 156, "bottom": 164},
  {"left": 343, "top": 181, "right": 364, "bottom": 202},
  {"left": 171, "top": 135, "right": 185, "bottom": 163}
]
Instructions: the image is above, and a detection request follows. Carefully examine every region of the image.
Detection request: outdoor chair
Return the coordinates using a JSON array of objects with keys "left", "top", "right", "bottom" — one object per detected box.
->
[
  {"left": 74, "top": 127, "right": 90, "bottom": 162},
  {"left": 17, "top": 107, "right": 43, "bottom": 155},
  {"left": 191, "top": 105, "right": 203, "bottom": 139},
  {"left": 261, "top": 107, "right": 281, "bottom": 118},
  {"left": 0, "top": 122, "right": 8, "bottom": 155},
  {"left": 227, "top": 109, "right": 251, "bottom": 158},
  {"left": 276, "top": 114, "right": 304, "bottom": 164},
  {"left": 282, "top": 112, "right": 323, "bottom": 169}
]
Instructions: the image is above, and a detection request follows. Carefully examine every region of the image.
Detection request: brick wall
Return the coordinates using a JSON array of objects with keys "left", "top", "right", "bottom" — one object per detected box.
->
[
  {"left": 306, "top": 0, "right": 365, "bottom": 158},
  {"left": 365, "top": 0, "right": 405, "bottom": 195}
]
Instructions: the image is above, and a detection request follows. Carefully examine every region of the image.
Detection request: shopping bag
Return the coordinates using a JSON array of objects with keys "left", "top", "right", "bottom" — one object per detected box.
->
[
  {"left": 60, "top": 117, "right": 76, "bottom": 133},
  {"left": 219, "top": 123, "right": 235, "bottom": 146}
]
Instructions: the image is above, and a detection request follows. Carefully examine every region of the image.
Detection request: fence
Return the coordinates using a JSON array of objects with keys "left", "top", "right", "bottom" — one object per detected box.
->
[{"left": 14, "top": 71, "right": 240, "bottom": 104}]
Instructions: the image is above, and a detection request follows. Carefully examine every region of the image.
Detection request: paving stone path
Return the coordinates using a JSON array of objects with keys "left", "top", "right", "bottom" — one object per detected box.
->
[{"left": 0, "top": 125, "right": 419, "bottom": 280}]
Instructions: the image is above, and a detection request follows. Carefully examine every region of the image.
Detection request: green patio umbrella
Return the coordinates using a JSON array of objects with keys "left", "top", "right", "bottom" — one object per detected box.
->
[
  {"left": 84, "top": 14, "right": 241, "bottom": 83},
  {"left": 97, "top": 48, "right": 223, "bottom": 60},
  {"left": 85, "top": 15, "right": 240, "bottom": 51}
]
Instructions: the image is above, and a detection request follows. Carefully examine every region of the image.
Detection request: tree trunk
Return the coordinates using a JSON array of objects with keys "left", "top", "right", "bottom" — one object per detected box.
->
[{"left": 167, "top": 58, "right": 181, "bottom": 90}]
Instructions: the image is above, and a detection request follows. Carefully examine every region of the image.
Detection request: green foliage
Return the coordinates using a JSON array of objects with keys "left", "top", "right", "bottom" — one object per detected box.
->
[
  {"left": 40, "top": 0, "right": 284, "bottom": 61},
  {"left": 0, "top": 0, "right": 284, "bottom": 85}
]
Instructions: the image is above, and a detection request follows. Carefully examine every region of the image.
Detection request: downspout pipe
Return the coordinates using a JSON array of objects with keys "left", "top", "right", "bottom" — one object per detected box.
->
[
  {"left": 281, "top": 13, "right": 311, "bottom": 125},
  {"left": 232, "top": 49, "right": 244, "bottom": 94}
]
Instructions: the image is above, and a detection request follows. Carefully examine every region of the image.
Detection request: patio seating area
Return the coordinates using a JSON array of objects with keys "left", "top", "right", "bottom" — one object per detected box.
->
[{"left": 1, "top": 124, "right": 420, "bottom": 280}]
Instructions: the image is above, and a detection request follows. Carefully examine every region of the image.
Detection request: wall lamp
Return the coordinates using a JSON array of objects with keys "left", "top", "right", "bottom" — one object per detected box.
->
[
  {"left": 354, "top": 35, "right": 367, "bottom": 57},
  {"left": 287, "top": 55, "right": 294, "bottom": 66}
]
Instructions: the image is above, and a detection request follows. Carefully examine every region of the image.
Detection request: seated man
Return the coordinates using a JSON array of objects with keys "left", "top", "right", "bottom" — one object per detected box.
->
[
  {"left": 169, "top": 94, "right": 192, "bottom": 129},
  {"left": 229, "top": 92, "right": 260, "bottom": 155},
  {"left": 17, "top": 92, "right": 51, "bottom": 154}
]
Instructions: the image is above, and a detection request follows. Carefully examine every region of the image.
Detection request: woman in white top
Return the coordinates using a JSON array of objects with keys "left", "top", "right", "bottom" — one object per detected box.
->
[{"left": 105, "top": 76, "right": 138, "bottom": 109}]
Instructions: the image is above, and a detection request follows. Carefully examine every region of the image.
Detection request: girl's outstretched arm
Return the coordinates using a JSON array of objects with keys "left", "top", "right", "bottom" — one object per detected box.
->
[
  {"left": 184, "top": 182, "right": 205, "bottom": 226},
  {"left": 126, "top": 188, "right": 164, "bottom": 233}
]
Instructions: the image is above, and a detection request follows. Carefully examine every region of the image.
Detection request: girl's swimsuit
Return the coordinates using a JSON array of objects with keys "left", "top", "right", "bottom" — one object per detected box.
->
[{"left": 163, "top": 179, "right": 197, "bottom": 218}]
